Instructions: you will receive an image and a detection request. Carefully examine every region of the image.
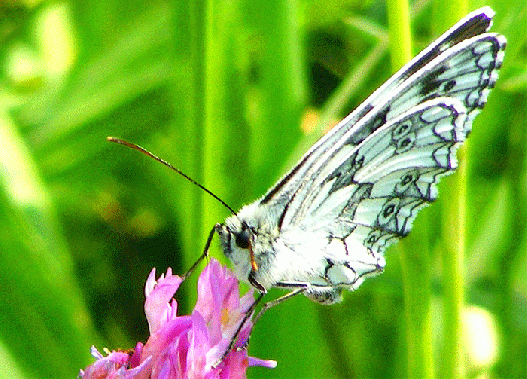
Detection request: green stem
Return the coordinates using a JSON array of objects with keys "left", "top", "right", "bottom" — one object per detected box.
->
[
  {"left": 202, "top": 0, "right": 232, "bottom": 262},
  {"left": 203, "top": 0, "right": 222, "bottom": 238},
  {"left": 386, "top": 0, "right": 434, "bottom": 377},
  {"left": 182, "top": 0, "right": 207, "bottom": 309},
  {"left": 434, "top": 2, "right": 467, "bottom": 378},
  {"left": 399, "top": 240, "right": 434, "bottom": 379},
  {"left": 386, "top": 0, "right": 412, "bottom": 71},
  {"left": 441, "top": 154, "right": 466, "bottom": 379}
]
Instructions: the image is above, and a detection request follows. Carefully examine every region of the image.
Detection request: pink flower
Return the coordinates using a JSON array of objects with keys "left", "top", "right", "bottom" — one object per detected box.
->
[{"left": 79, "top": 259, "right": 276, "bottom": 379}]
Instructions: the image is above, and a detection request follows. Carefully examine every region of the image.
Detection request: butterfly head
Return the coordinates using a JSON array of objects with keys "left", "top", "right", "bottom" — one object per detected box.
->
[{"left": 215, "top": 216, "right": 267, "bottom": 293}]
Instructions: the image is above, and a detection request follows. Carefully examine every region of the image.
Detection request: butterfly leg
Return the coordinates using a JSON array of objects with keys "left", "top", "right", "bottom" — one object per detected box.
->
[{"left": 181, "top": 224, "right": 218, "bottom": 281}]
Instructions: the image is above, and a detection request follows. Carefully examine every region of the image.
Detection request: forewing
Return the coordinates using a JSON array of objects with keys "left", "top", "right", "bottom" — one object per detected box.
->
[
  {"left": 259, "top": 7, "right": 501, "bottom": 216},
  {"left": 274, "top": 11, "right": 505, "bottom": 232}
]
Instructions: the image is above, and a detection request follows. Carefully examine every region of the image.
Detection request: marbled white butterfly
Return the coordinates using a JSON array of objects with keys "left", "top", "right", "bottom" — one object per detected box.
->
[
  {"left": 111, "top": 4, "right": 506, "bottom": 334},
  {"left": 212, "top": 6, "right": 506, "bottom": 305},
  {"left": 109, "top": 6, "right": 506, "bottom": 364}
]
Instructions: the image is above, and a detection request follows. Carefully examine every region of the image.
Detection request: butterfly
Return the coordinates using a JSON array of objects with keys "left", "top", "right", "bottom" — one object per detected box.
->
[
  {"left": 108, "top": 6, "right": 506, "bottom": 365},
  {"left": 210, "top": 6, "right": 506, "bottom": 305}
]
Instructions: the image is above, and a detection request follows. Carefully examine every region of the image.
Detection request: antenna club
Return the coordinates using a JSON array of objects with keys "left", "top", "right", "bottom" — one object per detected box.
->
[{"left": 107, "top": 136, "right": 124, "bottom": 144}]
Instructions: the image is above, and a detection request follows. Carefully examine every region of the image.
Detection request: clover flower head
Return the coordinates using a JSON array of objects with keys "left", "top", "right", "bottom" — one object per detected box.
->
[{"left": 79, "top": 259, "right": 276, "bottom": 379}]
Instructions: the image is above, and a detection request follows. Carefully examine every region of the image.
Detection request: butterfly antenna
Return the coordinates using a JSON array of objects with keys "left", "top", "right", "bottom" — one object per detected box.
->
[{"left": 107, "top": 137, "right": 237, "bottom": 215}]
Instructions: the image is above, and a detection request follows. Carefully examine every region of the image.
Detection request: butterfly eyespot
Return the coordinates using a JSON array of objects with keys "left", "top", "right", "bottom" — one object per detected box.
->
[
  {"left": 444, "top": 79, "right": 456, "bottom": 91},
  {"left": 401, "top": 138, "right": 412, "bottom": 147},
  {"left": 235, "top": 229, "right": 251, "bottom": 249},
  {"left": 393, "top": 122, "right": 411, "bottom": 138},
  {"left": 396, "top": 134, "right": 416, "bottom": 152},
  {"left": 383, "top": 204, "right": 396, "bottom": 217},
  {"left": 364, "top": 230, "right": 382, "bottom": 247}
]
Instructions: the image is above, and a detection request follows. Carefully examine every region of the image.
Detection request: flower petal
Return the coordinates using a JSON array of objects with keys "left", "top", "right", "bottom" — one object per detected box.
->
[{"left": 144, "top": 268, "right": 184, "bottom": 334}]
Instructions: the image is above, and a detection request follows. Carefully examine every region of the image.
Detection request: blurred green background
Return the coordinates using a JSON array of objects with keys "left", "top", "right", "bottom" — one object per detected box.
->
[{"left": 0, "top": 0, "right": 525, "bottom": 378}]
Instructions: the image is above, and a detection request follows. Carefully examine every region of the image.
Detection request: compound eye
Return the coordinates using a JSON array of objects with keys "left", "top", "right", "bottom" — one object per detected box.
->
[{"left": 235, "top": 228, "right": 251, "bottom": 249}]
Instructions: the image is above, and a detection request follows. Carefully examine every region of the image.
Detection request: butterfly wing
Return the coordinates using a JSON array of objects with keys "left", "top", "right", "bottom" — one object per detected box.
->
[
  {"left": 248, "top": 8, "right": 505, "bottom": 298},
  {"left": 281, "top": 31, "right": 505, "bottom": 227},
  {"left": 259, "top": 7, "right": 505, "bottom": 224},
  {"left": 298, "top": 97, "right": 467, "bottom": 243},
  {"left": 272, "top": 97, "right": 468, "bottom": 298}
]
